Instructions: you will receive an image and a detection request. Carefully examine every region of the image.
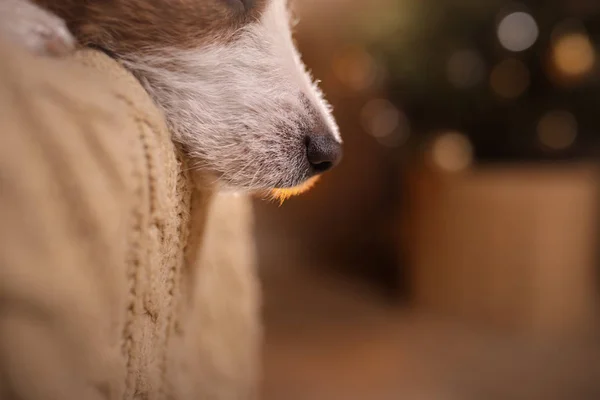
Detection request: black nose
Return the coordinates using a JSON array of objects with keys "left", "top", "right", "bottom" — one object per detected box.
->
[{"left": 305, "top": 134, "right": 343, "bottom": 173}]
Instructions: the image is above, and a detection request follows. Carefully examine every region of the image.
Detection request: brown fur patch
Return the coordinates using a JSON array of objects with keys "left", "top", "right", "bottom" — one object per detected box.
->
[{"left": 34, "top": 0, "right": 269, "bottom": 53}]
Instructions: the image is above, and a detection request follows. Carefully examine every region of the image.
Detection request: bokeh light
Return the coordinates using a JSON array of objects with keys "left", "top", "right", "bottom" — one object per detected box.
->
[
  {"left": 497, "top": 12, "right": 539, "bottom": 52},
  {"left": 360, "top": 98, "right": 410, "bottom": 147},
  {"left": 430, "top": 131, "right": 473, "bottom": 172},
  {"left": 537, "top": 110, "right": 578, "bottom": 150},
  {"left": 551, "top": 32, "right": 596, "bottom": 80},
  {"left": 332, "top": 46, "right": 378, "bottom": 92}
]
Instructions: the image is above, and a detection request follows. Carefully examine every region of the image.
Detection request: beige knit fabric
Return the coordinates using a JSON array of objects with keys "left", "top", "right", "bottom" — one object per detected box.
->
[{"left": 0, "top": 40, "right": 260, "bottom": 400}]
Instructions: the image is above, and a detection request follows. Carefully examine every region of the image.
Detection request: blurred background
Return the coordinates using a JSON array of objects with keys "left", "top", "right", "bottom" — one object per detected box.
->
[{"left": 255, "top": 0, "right": 600, "bottom": 399}]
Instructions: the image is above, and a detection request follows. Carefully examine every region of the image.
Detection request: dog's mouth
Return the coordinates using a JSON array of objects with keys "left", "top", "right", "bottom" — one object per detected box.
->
[{"left": 268, "top": 175, "right": 321, "bottom": 205}]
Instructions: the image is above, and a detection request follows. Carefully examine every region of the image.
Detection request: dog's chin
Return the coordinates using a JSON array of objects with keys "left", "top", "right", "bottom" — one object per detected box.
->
[
  {"left": 268, "top": 175, "right": 321, "bottom": 205},
  {"left": 210, "top": 171, "right": 319, "bottom": 203}
]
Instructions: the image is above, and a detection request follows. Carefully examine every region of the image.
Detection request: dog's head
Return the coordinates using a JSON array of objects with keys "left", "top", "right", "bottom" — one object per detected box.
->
[{"left": 47, "top": 0, "right": 342, "bottom": 193}]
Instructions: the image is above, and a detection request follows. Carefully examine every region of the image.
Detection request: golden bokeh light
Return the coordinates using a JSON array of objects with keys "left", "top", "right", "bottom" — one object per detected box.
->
[
  {"left": 360, "top": 98, "right": 410, "bottom": 147},
  {"left": 430, "top": 132, "right": 473, "bottom": 172},
  {"left": 332, "top": 46, "right": 378, "bottom": 92},
  {"left": 551, "top": 33, "right": 596, "bottom": 80}
]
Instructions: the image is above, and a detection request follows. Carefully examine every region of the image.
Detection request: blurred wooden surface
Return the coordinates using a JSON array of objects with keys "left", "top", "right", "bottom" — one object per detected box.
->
[
  {"left": 260, "top": 264, "right": 600, "bottom": 400},
  {"left": 257, "top": 162, "right": 600, "bottom": 400},
  {"left": 404, "top": 162, "right": 600, "bottom": 338}
]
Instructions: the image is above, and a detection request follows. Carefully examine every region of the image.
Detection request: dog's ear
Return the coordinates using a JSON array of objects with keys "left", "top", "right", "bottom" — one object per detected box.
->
[
  {"left": 33, "top": 0, "right": 270, "bottom": 53},
  {"left": 0, "top": 0, "right": 75, "bottom": 57}
]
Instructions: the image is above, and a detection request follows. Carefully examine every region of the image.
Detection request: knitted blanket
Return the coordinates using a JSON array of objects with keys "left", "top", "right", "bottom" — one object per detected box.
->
[{"left": 0, "top": 40, "right": 260, "bottom": 400}]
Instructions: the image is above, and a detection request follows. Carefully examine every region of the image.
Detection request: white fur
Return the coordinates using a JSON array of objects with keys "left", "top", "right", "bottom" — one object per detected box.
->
[
  {"left": 121, "top": 0, "right": 341, "bottom": 191},
  {"left": 1, "top": 0, "right": 341, "bottom": 191}
]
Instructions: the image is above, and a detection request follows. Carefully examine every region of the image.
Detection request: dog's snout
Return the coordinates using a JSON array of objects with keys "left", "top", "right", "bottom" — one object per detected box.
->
[{"left": 305, "top": 134, "right": 342, "bottom": 173}]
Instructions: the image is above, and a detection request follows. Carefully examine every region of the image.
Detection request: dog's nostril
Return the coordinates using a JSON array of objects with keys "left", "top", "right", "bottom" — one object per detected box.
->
[{"left": 305, "top": 134, "right": 343, "bottom": 173}]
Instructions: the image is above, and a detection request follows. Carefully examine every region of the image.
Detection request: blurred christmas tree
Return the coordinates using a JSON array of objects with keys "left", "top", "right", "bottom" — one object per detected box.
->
[{"left": 355, "top": 0, "right": 600, "bottom": 162}]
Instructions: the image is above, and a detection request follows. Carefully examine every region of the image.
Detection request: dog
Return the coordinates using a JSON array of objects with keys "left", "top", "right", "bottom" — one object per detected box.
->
[{"left": 0, "top": 0, "right": 342, "bottom": 200}]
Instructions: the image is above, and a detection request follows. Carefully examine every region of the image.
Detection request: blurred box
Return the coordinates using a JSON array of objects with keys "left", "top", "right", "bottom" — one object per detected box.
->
[{"left": 403, "top": 162, "right": 600, "bottom": 339}]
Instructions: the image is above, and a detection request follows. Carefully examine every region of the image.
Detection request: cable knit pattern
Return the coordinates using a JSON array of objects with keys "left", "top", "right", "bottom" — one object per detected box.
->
[{"left": 0, "top": 40, "right": 260, "bottom": 400}]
